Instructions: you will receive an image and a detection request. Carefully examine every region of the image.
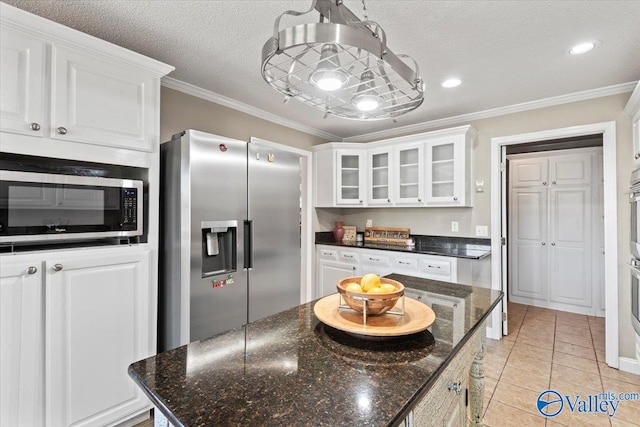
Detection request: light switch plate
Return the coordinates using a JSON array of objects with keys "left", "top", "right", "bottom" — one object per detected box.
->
[
  {"left": 476, "top": 225, "right": 488, "bottom": 237},
  {"left": 451, "top": 221, "right": 459, "bottom": 232}
]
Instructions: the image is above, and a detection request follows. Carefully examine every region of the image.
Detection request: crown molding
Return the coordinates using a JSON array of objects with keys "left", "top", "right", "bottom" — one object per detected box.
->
[
  {"left": 161, "top": 77, "right": 339, "bottom": 141},
  {"left": 344, "top": 81, "right": 638, "bottom": 142}
]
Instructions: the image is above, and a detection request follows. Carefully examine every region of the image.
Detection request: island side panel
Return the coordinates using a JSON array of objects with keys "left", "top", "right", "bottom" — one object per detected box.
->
[{"left": 409, "top": 321, "right": 485, "bottom": 426}]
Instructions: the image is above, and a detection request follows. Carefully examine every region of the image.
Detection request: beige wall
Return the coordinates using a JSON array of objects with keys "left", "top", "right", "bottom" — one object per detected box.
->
[
  {"left": 160, "top": 87, "right": 328, "bottom": 149},
  {"left": 160, "top": 87, "right": 635, "bottom": 360}
]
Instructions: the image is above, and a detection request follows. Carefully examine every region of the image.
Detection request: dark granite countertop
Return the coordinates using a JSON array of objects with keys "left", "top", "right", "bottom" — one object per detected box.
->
[
  {"left": 316, "top": 232, "right": 492, "bottom": 259},
  {"left": 129, "top": 274, "right": 502, "bottom": 427}
]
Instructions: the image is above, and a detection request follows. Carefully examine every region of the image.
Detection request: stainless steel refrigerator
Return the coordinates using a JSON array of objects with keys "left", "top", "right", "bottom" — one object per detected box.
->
[{"left": 158, "top": 130, "right": 301, "bottom": 351}]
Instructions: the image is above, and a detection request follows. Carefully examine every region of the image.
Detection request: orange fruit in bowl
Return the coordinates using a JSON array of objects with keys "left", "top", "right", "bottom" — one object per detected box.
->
[
  {"left": 360, "top": 273, "right": 381, "bottom": 292},
  {"left": 345, "top": 282, "right": 364, "bottom": 293}
]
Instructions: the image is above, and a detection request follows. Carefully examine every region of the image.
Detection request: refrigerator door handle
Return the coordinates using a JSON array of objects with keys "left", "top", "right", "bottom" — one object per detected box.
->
[{"left": 244, "top": 220, "right": 253, "bottom": 270}]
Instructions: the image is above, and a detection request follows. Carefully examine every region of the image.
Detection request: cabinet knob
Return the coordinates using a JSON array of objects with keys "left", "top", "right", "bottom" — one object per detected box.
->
[
  {"left": 552, "top": 180, "right": 556, "bottom": 185},
  {"left": 453, "top": 197, "right": 458, "bottom": 201},
  {"left": 387, "top": 199, "right": 391, "bottom": 203},
  {"left": 52, "top": 263, "right": 63, "bottom": 272},
  {"left": 542, "top": 181, "right": 547, "bottom": 185},
  {"left": 56, "top": 127, "right": 68, "bottom": 135},
  {"left": 551, "top": 242, "right": 556, "bottom": 246},
  {"left": 635, "top": 152, "right": 640, "bottom": 160},
  {"left": 27, "top": 266, "right": 38, "bottom": 275},
  {"left": 418, "top": 198, "right": 422, "bottom": 202},
  {"left": 359, "top": 200, "right": 363, "bottom": 204},
  {"left": 447, "top": 380, "right": 462, "bottom": 395},
  {"left": 542, "top": 242, "right": 546, "bottom": 246},
  {"left": 30, "top": 122, "right": 41, "bottom": 131}
]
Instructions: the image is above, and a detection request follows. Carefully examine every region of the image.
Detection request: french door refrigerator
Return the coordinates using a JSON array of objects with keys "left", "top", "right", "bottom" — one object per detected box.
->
[{"left": 159, "top": 129, "right": 301, "bottom": 351}]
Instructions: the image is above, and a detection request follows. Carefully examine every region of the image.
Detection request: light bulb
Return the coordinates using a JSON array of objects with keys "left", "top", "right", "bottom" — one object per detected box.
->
[
  {"left": 442, "top": 78, "right": 462, "bottom": 88},
  {"left": 569, "top": 42, "right": 596, "bottom": 55},
  {"left": 310, "top": 44, "right": 348, "bottom": 91},
  {"left": 353, "top": 94, "right": 380, "bottom": 111}
]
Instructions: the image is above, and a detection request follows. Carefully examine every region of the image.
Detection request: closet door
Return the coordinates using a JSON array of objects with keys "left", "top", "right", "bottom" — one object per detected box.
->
[
  {"left": 548, "top": 186, "right": 592, "bottom": 307},
  {"left": 508, "top": 187, "right": 548, "bottom": 301}
]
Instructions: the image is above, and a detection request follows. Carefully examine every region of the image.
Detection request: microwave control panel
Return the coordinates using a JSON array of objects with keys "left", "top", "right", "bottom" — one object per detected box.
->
[{"left": 121, "top": 188, "right": 138, "bottom": 228}]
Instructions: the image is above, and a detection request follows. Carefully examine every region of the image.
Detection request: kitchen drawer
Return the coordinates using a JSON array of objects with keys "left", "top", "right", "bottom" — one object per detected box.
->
[
  {"left": 339, "top": 251, "right": 360, "bottom": 264},
  {"left": 420, "top": 258, "right": 451, "bottom": 277},
  {"left": 317, "top": 246, "right": 339, "bottom": 261},
  {"left": 392, "top": 256, "right": 418, "bottom": 271},
  {"left": 360, "top": 253, "right": 390, "bottom": 266}
]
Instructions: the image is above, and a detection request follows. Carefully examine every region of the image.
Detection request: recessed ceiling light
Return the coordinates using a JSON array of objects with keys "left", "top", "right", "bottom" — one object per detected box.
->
[
  {"left": 442, "top": 78, "right": 462, "bottom": 88},
  {"left": 569, "top": 41, "right": 598, "bottom": 55}
]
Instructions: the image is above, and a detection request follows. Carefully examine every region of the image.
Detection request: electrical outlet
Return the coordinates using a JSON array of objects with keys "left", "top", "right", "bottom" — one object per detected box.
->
[
  {"left": 451, "top": 221, "right": 459, "bottom": 232},
  {"left": 476, "top": 225, "right": 488, "bottom": 237},
  {"left": 365, "top": 219, "right": 373, "bottom": 227}
]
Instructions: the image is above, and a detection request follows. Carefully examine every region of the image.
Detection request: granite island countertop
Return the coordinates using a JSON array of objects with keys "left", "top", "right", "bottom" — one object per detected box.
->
[
  {"left": 316, "top": 232, "right": 492, "bottom": 259},
  {"left": 128, "top": 274, "right": 502, "bottom": 426}
]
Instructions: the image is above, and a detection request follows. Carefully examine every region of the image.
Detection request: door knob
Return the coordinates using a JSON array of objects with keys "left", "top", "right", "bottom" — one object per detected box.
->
[
  {"left": 56, "top": 127, "right": 68, "bottom": 135},
  {"left": 52, "top": 263, "right": 63, "bottom": 271},
  {"left": 27, "top": 266, "right": 37, "bottom": 275},
  {"left": 30, "top": 123, "right": 40, "bottom": 131}
]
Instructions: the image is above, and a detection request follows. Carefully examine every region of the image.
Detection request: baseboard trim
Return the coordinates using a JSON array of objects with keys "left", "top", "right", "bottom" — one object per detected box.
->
[
  {"left": 618, "top": 357, "right": 640, "bottom": 375},
  {"left": 485, "top": 326, "right": 501, "bottom": 340}
]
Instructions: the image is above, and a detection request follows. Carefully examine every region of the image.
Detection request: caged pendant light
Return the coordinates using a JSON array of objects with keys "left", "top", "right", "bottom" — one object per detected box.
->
[{"left": 261, "top": 0, "right": 425, "bottom": 120}]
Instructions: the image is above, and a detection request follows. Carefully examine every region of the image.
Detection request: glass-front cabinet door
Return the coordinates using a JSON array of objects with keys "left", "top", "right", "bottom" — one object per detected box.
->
[
  {"left": 367, "top": 147, "right": 393, "bottom": 205},
  {"left": 425, "top": 137, "right": 463, "bottom": 205},
  {"left": 395, "top": 143, "right": 423, "bottom": 205},
  {"left": 335, "top": 149, "right": 366, "bottom": 205}
]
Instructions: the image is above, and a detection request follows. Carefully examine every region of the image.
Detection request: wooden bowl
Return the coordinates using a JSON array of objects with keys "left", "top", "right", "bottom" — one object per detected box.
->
[{"left": 337, "top": 276, "right": 405, "bottom": 315}]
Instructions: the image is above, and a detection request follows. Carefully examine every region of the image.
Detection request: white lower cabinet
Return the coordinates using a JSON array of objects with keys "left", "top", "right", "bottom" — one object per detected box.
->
[
  {"left": 0, "top": 259, "right": 44, "bottom": 427},
  {"left": 316, "top": 245, "right": 459, "bottom": 299},
  {"left": 0, "top": 246, "right": 153, "bottom": 427}
]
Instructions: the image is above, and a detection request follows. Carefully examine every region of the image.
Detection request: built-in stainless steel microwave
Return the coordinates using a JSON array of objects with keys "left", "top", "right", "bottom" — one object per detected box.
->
[{"left": 0, "top": 170, "right": 142, "bottom": 244}]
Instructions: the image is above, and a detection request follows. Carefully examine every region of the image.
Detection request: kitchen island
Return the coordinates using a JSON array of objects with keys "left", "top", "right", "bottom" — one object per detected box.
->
[{"left": 129, "top": 274, "right": 502, "bottom": 426}]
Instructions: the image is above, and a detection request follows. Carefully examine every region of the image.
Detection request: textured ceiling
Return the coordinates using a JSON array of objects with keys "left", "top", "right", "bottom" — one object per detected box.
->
[{"left": 5, "top": 0, "right": 640, "bottom": 140}]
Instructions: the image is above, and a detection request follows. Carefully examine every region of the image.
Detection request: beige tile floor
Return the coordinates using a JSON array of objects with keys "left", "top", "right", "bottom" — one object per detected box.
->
[{"left": 483, "top": 302, "right": 640, "bottom": 426}]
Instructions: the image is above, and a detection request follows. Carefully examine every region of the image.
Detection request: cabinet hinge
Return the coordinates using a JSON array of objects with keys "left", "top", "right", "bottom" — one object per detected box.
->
[
  {"left": 500, "top": 162, "right": 506, "bottom": 173},
  {"left": 502, "top": 312, "right": 507, "bottom": 321},
  {"left": 501, "top": 237, "right": 506, "bottom": 246}
]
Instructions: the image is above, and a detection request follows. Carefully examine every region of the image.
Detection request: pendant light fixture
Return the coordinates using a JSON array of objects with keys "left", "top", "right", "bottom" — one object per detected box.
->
[{"left": 261, "top": 0, "right": 424, "bottom": 120}]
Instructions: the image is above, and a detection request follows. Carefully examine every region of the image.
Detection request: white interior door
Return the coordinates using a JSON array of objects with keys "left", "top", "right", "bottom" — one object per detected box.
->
[{"left": 500, "top": 147, "right": 508, "bottom": 335}]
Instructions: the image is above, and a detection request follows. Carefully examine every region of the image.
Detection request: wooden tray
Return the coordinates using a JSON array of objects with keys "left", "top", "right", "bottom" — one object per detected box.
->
[{"left": 313, "top": 294, "right": 436, "bottom": 337}]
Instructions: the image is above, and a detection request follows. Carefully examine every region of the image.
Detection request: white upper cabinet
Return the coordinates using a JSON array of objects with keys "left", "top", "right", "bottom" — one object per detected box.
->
[
  {"left": 50, "top": 46, "right": 156, "bottom": 151},
  {"left": 424, "top": 127, "right": 474, "bottom": 207},
  {"left": 313, "top": 126, "right": 475, "bottom": 208},
  {"left": 395, "top": 142, "right": 424, "bottom": 205},
  {"left": 0, "top": 3, "right": 174, "bottom": 155},
  {"left": 336, "top": 149, "right": 366, "bottom": 205},
  {"left": 367, "top": 146, "right": 393, "bottom": 206},
  {"left": 0, "top": 26, "right": 46, "bottom": 137},
  {"left": 624, "top": 82, "right": 640, "bottom": 166}
]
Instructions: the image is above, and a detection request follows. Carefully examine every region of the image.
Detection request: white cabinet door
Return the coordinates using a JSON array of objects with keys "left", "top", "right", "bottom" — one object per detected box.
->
[
  {"left": 0, "top": 26, "right": 45, "bottom": 137},
  {"left": 549, "top": 154, "right": 592, "bottom": 186},
  {"left": 45, "top": 250, "right": 151, "bottom": 427},
  {"left": 51, "top": 45, "right": 155, "bottom": 152},
  {"left": 395, "top": 142, "right": 424, "bottom": 205},
  {"left": 317, "top": 260, "right": 358, "bottom": 298},
  {"left": 509, "top": 157, "right": 549, "bottom": 187},
  {"left": 548, "top": 186, "right": 592, "bottom": 307},
  {"left": 509, "top": 188, "right": 548, "bottom": 301},
  {"left": 335, "top": 149, "right": 366, "bottom": 205},
  {"left": 367, "top": 146, "right": 393, "bottom": 206},
  {"left": 0, "top": 258, "right": 44, "bottom": 427},
  {"left": 425, "top": 137, "right": 466, "bottom": 206}
]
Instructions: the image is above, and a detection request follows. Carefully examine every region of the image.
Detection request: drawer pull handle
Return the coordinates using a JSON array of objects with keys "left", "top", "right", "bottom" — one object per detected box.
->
[
  {"left": 344, "top": 255, "right": 353, "bottom": 258},
  {"left": 427, "top": 264, "right": 441, "bottom": 269},
  {"left": 370, "top": 258, "right": 380, "bottom": 261},
  {"left": 447, "top": 380, "right": 462, "bottom": 395}
]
